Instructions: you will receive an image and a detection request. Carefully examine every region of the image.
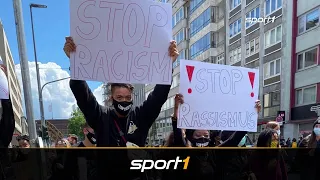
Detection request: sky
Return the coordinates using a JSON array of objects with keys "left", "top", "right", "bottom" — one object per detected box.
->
[{"left": 0, "top": 0, "right": 104, "bottom": 120}]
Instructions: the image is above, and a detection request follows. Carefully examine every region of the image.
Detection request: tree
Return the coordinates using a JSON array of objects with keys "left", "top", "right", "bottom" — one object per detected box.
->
[{"left": 68, "top": 107, "right": 86, "bottom": 140}]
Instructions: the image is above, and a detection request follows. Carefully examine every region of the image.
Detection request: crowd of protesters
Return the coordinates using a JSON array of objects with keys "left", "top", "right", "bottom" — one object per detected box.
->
[{"left": 0, "top": 37, "right": 319, "bottom": 180}]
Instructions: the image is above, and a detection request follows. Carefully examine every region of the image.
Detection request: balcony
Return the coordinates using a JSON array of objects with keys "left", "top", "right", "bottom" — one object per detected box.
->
[
  {"left": 173, "top": 19, "right": 188, "bottom": 35},
  {"left": 189, "top": 22, "right": 225, "bottom": 45}
]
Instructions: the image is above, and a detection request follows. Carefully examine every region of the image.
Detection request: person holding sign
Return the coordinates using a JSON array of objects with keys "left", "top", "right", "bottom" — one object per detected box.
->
[
  {"left": 64, "top": 37, "right": 178, "bottom": 147},
  {"left": 64, "top": 37, "right": 178, "bottom": 179},
  {"left": 171, "top": 94, "right": 261, "bottom": 148},
  {"left": 0, "top": 64, "right": 15, "bottom": 148},
  {"left": 169, "top": 93, "right": 261, "bottom": 179}
]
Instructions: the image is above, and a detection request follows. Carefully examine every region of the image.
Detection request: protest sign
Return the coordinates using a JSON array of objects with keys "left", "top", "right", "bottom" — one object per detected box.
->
[
  {"left": 0, "top": 58, "right": 9, "bottom": 99},
  {"left": 70, "top": 0, "right": 172, "bottom": 85},
  {"left": 178, "top": 60, "right": 259, "bottom": 132}
]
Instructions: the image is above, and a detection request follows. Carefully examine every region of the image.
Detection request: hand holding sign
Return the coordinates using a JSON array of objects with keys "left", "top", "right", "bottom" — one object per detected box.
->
[
  {"left": 63, "top": 37, "right": 76, "bottom": 59},
  {"left": 178, "top": 60, "right": 260, "bottom": 132},
  {"left": 174, "top": 93, "right": 184, "bottom": 109},
  {"left": 169, "top": 41, "right": 179, "bottom": 62}
]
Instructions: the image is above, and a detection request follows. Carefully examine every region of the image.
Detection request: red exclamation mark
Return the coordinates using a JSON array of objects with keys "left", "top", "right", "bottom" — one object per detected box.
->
[
  {"left": 248, "top": 72, "right": 255, "bottom": 97},
  {"left": 186, "top": 65, "right": 195, "bottom": 94}
]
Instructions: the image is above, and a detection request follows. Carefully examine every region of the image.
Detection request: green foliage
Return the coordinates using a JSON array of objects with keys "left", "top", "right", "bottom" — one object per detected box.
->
[{"left": 68, "top": 107, "right": 86, "bottom": 140}]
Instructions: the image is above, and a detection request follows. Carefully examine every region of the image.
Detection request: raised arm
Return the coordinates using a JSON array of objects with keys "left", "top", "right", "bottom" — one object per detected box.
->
[
  {"left": 64, "top": 37, "right": 103, "bottom": 130},
  {"left": 137, "top": 41, "right": 179, "bottom": 129},
  {"left": 69, "top": 80, "right": 102, "bottom": 130},
  {"left": 218, "top": 131, "right": 247, "bottom": 147},
  {"left": 171, "top": 94, "right": 188, "bottom": 147}
]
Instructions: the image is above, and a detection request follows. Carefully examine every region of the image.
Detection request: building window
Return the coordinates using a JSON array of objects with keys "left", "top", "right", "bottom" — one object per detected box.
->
[
  {"left": 229, "top": 47, "right": 241, "bottom": 64},
  {"left": 298, "top": 8, "right": 320, "bottom": 34},
  {"left": 217, "top": 53, "right": 224, "bottom": 64},
  {"left": 296, "top": 85, "right": 317, "bottom": 105},
  {"left": 229, "top": 18, "right": 241, "bottom": 37},
  {"left": 190, "top": 33, "right": 212, "bottom": 59},
  {"left": 246, "top": 6, "right": 260, "bottom": 28},
  {"left": 264, "top": 59, "right": 281, "bottom": 80},
  {"left": 263, "top": 91, "right": 280, "bottom": 117},
  {"left": 246, "top": 37, "right": 259, "bottom": 57},
  {"left": 163, "top": 96, "right": 175, "bottom": 110},
  {"left": 190, "top": 0, "right": 206, "bottom": 14},
  {"left": 172, "top": 8, "right": 184, "bottom": 27},
  {"left": 173, "top": 29, "right": 185, "bottom": 44},
  {"left": 265, "top": 0, "right": 282, "bottom": 16},
  {"left": 297, "top": 47, "right": 318, "bottom": 71},
  {"left": 173, "top": 50, "right": 186, "bottom": 68},
  {"left": 190, "top": 8, "right": 212, "bottom": 37},
  {"left": 171, "top": 74, "right": 179, "bottom": 89},
  {"left": 230, "top": 0, "right": 241, "bottom": 10},
  {"left": 264, "top": 25, "right": 282, "bottom": 48}
]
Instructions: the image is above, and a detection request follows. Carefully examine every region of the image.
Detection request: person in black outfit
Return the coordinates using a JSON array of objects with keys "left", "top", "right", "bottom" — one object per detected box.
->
[
  {"left": 0, "top": 64, "right": 15, "bottom": 148},
  {"left": 248, "top": 129, "right": 288, "bottom": 180},
  {"left": 0, "top": 98, "right": 15, "bottom": 148},
  {"left": 16, "top": 135, "right": 31, "bottom": 148},
  {"left": 295, "top": 119, "right": 320, "bottom": 180},
  {"left": 0, "top": 65, "right": 17, "bottom": 179},
  {"left": 60, "top": 123, "right": 98, "bottom": 180},
  {"left": 164, "top": 94, "right": 261, "bottom": 180},
  {"left": 162, "top": 94, "right": 260, "bottom": 180},
  {"left": 63, "top": 37, "right": 178, "bottom": 180}
]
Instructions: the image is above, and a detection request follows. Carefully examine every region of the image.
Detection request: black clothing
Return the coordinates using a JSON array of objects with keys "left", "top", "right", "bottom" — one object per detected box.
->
[
  {"left": 170, "top": 117, "right": 247, "bottom": 180},
  {"left": 249, "top": 149, "right": 288, "bottom": 180},
  {"left": 70, "top": 80, "right": 170, "bottom": 147},
  {"left": 63, "top": 148, "right": 98, "bottom": 180},
  {"left": 0, "top": 99, "right": 14, "bottom": 179},
  {"left": 0, "top": 98, "right": 15, "bottom": 148},
  {"left": 70, "top": 79, "right": 170, "bottom": 180},
  {"left": 78, "top": 142, "right": 85, "bottom": 147}
]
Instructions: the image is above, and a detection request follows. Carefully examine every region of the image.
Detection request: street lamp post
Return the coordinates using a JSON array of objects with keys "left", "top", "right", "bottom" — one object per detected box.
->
[
  {"left": 40, "top": 77, "right": 70, "bottom": 146},
  {"left": 41, "top": 77, "right": 71, "bottom": 96},
  {"left": 29, "top": 3, "right": 47, "bottom": 137},
  {"left": 13, "top": 0, "right": 37, "bottom": 141}
]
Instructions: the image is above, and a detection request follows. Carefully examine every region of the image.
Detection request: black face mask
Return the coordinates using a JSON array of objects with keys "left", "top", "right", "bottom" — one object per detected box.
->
[
  {"left": 113, "top": 100, "right": 133, "bottom": 116},
  {"left": 86, "top": 131, "right": 96, "bottom": 145},
  {"left": 191, "top": 137, "right": 210, "bottom": 147}
]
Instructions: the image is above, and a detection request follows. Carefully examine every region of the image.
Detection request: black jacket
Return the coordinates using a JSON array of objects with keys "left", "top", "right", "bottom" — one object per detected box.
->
[
  {"left": 169, "top": 119, "right": 247, "bottom": 180},
  {"left": 69, "top": 80, "right": 171, "bottom": 180},
  {"left": 0, "top": 98, "right": 15, "bottom": 148},
  {"left": 70, "top": 80, "right": 170, "bottom": 147}
]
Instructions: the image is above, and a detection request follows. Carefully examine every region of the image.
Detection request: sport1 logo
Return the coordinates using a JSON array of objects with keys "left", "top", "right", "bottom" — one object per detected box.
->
[{"left": 130, "top": 156, "right": 190, "bottom": 172}]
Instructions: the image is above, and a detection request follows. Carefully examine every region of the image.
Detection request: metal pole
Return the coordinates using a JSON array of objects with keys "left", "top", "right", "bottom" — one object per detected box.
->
[
  {"left": 40, "top": 77, "right": 70, "bottom": 146},
  {"left": 41, "top": 77, "right": 71, "bottom": 95},
  {"left": 30, "top": 5, "right": 46, "bottom": 137},
  {"left": 13, "top": 0, "right": 37, "bottom": 140}
]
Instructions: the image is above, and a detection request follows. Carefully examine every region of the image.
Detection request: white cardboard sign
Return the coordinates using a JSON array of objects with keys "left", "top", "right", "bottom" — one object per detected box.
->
[
  {"left": 70, "top": 0, "right": 173, "bottom": 85},
  {"left": 178, "top": 60, "right": 259, "bottom": 132}
]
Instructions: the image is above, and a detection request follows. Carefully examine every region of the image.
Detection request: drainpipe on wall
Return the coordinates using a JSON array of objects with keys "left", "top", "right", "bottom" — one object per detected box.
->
[{"left": 289, "top": 0, "right": 298, "bottom": 122}]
